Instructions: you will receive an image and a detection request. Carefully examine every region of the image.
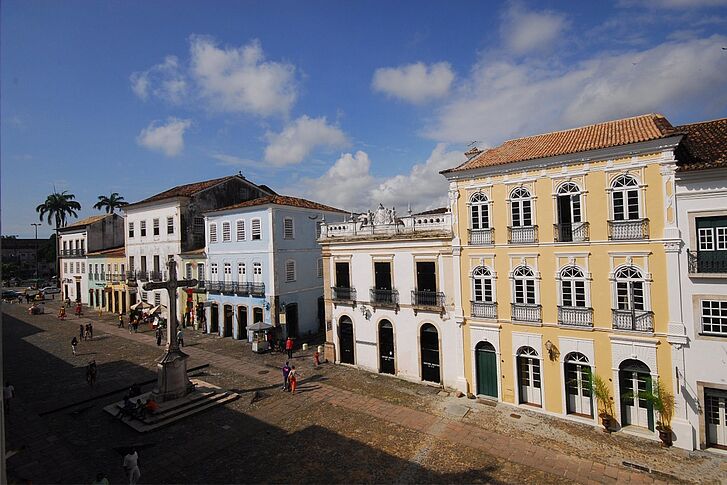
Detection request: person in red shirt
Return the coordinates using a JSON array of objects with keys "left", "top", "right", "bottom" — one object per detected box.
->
[{"left": 285, "top": 337, "right": 294, "bottom": 359}]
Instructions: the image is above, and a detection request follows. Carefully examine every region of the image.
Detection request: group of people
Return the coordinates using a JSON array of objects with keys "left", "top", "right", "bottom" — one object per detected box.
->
[
  {"left": 281, "top": 361, "right": 299, "bottom": 394},
  {"left": 117, "top": 394, "right": 159, "bottom": 421},
  {"left": 80, "top": 322, "right": 94, "bottom": 341}
]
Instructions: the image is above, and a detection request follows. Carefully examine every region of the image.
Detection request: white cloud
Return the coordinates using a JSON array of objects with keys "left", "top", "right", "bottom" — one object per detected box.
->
[
  {"left": 299, "top": 151, "right": 377, "bottom": 211},
  {"left": 190, "top": 36, "right": 297, "bottom": 117},
  {"left": 264, "top": 116, "right": 349, "bottom": 166},
  {"left": 427, "top": 35, "right": 727, "bottom": 145},
  {"left": 136, "top": 118, "right": 192, "bottom": 157},
  {"left": 620, "top": 0, "right": 727, "bottom": 8},
  {"left": 372, "top": 62, "right": 455, "bottom": 104},
  {"left": 211, "top": 153, "right": 259, "bottom": 167},
  {"left": 501, "top": 4, "right": 569, "bottom": 55},
  {"left": 130, "top": 56, "right": 187, "bottom": 104}
]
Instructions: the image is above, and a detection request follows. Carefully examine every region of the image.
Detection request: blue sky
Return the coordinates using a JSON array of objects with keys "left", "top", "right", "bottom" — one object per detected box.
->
[{"left": 3, "top": 0, "right": 727, "bottom": 238}]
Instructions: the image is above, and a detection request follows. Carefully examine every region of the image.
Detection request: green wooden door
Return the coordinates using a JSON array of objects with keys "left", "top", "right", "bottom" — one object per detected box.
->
[{"left": 476, "top": 343, "right": 498, "bottom": 398}]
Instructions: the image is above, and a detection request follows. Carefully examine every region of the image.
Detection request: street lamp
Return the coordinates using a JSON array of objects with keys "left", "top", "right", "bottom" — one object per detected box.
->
[{"left": 31, "top": 223, "right": 42, "bottom": 285}]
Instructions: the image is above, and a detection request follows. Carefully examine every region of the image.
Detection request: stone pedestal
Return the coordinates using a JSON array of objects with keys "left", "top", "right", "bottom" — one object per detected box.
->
[{"left": 152, "top": 349, "right": 194, "bottom": 402}]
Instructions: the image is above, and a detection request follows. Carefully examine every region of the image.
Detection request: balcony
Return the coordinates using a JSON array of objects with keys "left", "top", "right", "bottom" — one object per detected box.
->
[
  {"left": 471, "top": 301, "right": 497, "bottom": 319},
  {"left": 331, "top": 286, "right": 356, "bottom": 303},
  {"left": 126, "top": 271, "right": 136, "bottom": 281},
  {"left": 60, "top": 249, "right": 86, "bottom": 257},
  {"left": 508, "top": 225, "right": 538, "bottom": 244},
  {"left": 511, "top": 303, "right": 542, "bottom": 323},
  {"left": 411, "top": 290, "right": 445, "bottom": 312},
  {"left": 558, "top": 306, "right": 593, "bottom": 327},
  {"left": 687, "top": 249, "right": 727, "bottom": 274},
  {"left": 612, "top": 309, "right": 654, "bottom": 332},
  {"left": 196, "top": 279, "right": 206, "bottom": 290},
  {"left": 553, "top": 222, "right": 589, "bottom": 243},
  {"left": 149, "top": 271, "right": 164, "bottom": 281},
  {"left": 608, "top": 219, "right": 649, "bottom": 240},
  {"left": 319, "top": 209, "right": 452, "bottom": 240},
  {"left": 221, "top": 281, "right": 236, "bottom": 294},
  {"left": 370, "top": 288, "right": 399, "bottom": 308},
  {"left": 136, "top": 270, "right": 149, "bottom": 281},
  {"left": 468, "top": 228, "right": 494, "bottom": 245},
  {"left": 207, "top": 280, "right": 222, "bottom": 293},
  {"left": 248, "top": 282, "right": 265, "bottom": 297}
]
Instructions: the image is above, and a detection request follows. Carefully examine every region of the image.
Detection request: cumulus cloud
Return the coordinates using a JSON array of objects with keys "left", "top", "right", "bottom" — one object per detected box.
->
[
  {"left": 372, "top": 62, "right": 455, "bottom": 104},
  {"left": 501, "top": 4, "right": 569, "bottom": 55},
  {"left": 190, "top": 36, "right": 297, "bottom": 117},
  {"left": 299, "top": 151, "right": 377, "bottom": 211},
  {"left": 427, "top": 35, "right": 727, "bottom": 145},
  {"left": 264, "top": 116, "right": 349, "bottom": 166},
  {"left": 130, "top": 56, "right": 187, "bottom": 103},
  {"left": 136, "top": 118, "right": 192, "bottom": 157},
  {"left": 211, "top": 153, "right": 259, "bottom": 167}
]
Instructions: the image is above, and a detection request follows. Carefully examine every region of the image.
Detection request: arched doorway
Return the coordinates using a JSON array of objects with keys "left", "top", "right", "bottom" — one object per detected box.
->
[
  {"left": 210, "top": 303, "right": 219, "bottom": 334},
  {"left": 564, "top": 352, "right": 592, "bottom": 417},
  {"left": 619, "top": 359, "right": 654, "bottom": 430},
  {"left": 223, "top": 305, "right": 233, "bottom": 337},
  {"left": 378, "top": 320, "right": 395, "bottom": 375},
  {"left": 285, "top": 303, "right": 299, "bottom": 338},
  {"left": 339, "top": 316, "right": 355, "bottom": 364},
  {"left": 517, "top": 346, "right": 542, "bottom": 406},
  {"left": 475, "top": 341, "right": 498, "bottom": 398},
  {"left": 237, "top": 305, "right": 247, "bottom": 340},
  {"left": 420, "top": 323, "right": 440, "bottom": 383}
]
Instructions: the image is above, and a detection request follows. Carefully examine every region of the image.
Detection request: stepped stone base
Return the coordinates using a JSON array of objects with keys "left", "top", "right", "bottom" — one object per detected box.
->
[{"left": 103, "top": 379, "right": 240, "bottom": 433}]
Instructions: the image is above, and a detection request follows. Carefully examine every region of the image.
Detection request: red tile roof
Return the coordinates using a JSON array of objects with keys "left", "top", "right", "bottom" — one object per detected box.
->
[
  {"left": 675, "top": 118, "right": 727, "bottom": 171},
  {"left": 443, "top": 114, "right": 681, "bottom": 173},
  {"left": 207, "top": 195, "right": 346, "bottom": 215},
  {"left": 59, "top": 215, "right": 110, "bottom": 231},
  {"left": 87, "top": 246, "right": 125, "bottom": 257},
  {"left": 129, "top": 175, "right": 273, "bottom": 206}
]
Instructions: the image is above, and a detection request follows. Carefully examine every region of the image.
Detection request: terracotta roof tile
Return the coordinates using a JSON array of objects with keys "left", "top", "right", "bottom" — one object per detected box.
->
[
  {"left": 59, "top": 215, "right": 109, "bottom": 231},
  {"left": 675, "top": 118, "right": 727, "bottom": 172},
  {"left": 87, "top": 246, "right": 125, "bottom": 257},
  {"left": 207, "top": 195, "right": 346, "bottom": 215},
  {"left": 128, "top": 175, "right": 274, "bottom": 206},
  {"left": 443, "top": 114, "right": 680, "bottom": 173}
]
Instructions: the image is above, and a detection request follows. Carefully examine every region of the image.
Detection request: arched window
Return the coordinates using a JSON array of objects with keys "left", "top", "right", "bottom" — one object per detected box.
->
[
  {"left": 470, "top": 192, "right": 490, "bottom": 230},
  {"left": 513, "top": 265, "right": 536, "bottom": 304},
  {"left": 511, "top": 187, "right": 533, "bottom": 227},
  {"left": 611, "top": 175, "right": 640, "bottom": 221},
  {"left": 560, "top": 266, "right": 586, "bottom": 307},
  {"left": 472, "top": 266, "right": 494, "bottom": 303},
  {"left": 557, "top": 182, "right": 582, "bottom": 223},
  {"left": 565, "top": 352, "right": 589, "bottom": 364},
  {"left": 614, "top": 266, "right": 645, "bottom": 311}
]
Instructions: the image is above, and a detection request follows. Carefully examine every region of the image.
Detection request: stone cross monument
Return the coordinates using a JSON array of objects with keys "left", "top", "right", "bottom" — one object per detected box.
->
[{"left": 142, "top": 257, "right": 198, "bottom": 402}]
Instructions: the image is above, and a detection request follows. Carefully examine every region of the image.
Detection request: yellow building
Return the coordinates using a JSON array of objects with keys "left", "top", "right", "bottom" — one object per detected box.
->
[
  {"left": 87, "top": 247, "right": 129, "bottom": 314},
  {"left": 179, "top": 248, "right": 207, "bottom": 329},
  {"left": 442, "top": 114, "right": 686, "bottom": 439}
]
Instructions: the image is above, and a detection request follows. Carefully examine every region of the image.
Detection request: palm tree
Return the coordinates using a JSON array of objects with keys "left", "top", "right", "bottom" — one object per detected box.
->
[
  {"left": 93, "top": 192, "right": 129, "bottom": 213},
  {"left": 36, "top": 190, "right": 82, "bottom": 278}
]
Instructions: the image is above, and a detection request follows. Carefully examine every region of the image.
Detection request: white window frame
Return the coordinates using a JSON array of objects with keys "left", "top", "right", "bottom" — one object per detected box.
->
[
  {"left": 211, "top": 263, "right": 218, "bottom": 277},
  {"left": 558, "top": 265, "right": 588, "bottom": 308},
  {"left": 238, "top": 262, "right": 246, "bottom": 283},
  {"left": 253, "top": 262, "right": 262, "bottom": 282},
  {"left": 469, "top": 192, "right": 490, "bottom": 230},
  {"left": 511, "top": 265, "right": 538, "bottom": 305},
  {"left": 153, "top": 218, "right": 160, "bottom": 236},
  {"left": 609, "top": 174, "right": 642, "bottom": 221},
  {"left": 509, "top": 187, "right": 534, "bottom": 228},
  {"left": 236, "top": 220, "right": 245, "bottom": 241},
  {"left": 154, "top": 292, "right": 161, "bottom": 306},
  {"left": 140, "top": 220, "right": 147, "bottom": 237},
  {"left": 285, "top": 259, "right": 296, "bottom": 282},
  {"left": 222, "top": 222, "right": 231, "bottom": 242},
  {"left": 718, "top": 227, "right": 727, "bottom": 250},
  {"left": 472, "top": 265, "right": 495, "bottom": 303},
  {"left": 209, "top": 223, "right": 218, "bottom": 244},
  {"left": 185, "top": 263, "right": 193, "bottom": 280},
  {"left": 283, "top": 217, "right": 295, "bottom": 240},
  {"left": 251, "top": 218, "right": 262, "bottom": 240},
  {"left": 699, "top": 228, "right": 715, "bottom": 251},
  {"left": 197, "top": 263, "right": 205, "bottom": 282},
  {"left": 555, "top": 182, "right": 583, "bottom": 224},
  {"left": 701, "top": 299, "right": 727, "bottom": 336},
  {"left": 128, "top": 222, "right": 134, "bottom": 238},
  {"left": 612, "top": 265, "right": 649, "bottom": 311},
  {"left": 167, "top": 216, "right": 174, "bottom": 235}
]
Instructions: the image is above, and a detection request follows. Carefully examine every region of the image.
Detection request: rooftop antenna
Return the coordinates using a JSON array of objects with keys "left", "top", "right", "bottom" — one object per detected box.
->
[{"left": 467, "top": 140, "right": 480, "bottom": 148}]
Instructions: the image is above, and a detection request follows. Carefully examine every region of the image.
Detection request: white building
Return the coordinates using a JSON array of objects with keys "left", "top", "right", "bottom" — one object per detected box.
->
[
  {"left": 123, "top": 175, "right": 273, "bottom": 315},
  {"left": 320, "top": 206, "right": 467, "bottom": 392},
  {"left": 58, "top": 214, "right": 124, "bottom": 303},
  {"left": 203, "top": 195, "right": 345, "bottom": 341},
  {"left": 672, "top": 118, "right": 727, "bottom": 451}
]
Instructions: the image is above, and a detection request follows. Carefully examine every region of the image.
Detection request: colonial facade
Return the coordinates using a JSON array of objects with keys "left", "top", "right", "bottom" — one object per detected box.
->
[
  {"left": 203, "top": 196, "right": 344, "bottom": 341},
  {"left": 179, "top": 248, "right": 207, "bottom": 330},
  {"left": 442, "top": 114, "right": 687, "bottom": 443},
  {"left": 87, "top": 247, "right": 127, "bottom": 314},
  {"left": 320, "top": 205, "right": 467, "bottom": 392}
]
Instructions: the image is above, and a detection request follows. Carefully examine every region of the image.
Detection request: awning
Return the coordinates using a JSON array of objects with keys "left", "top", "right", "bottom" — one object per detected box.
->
[
  {"left": 247, "top": 321, "right": 273, "bottom": 331},
  {"left": 150, "top": 304, "right": 167, "bottom": 314},
  {"left": 130, "top": 300, "right": 153, "bottom": 310}
]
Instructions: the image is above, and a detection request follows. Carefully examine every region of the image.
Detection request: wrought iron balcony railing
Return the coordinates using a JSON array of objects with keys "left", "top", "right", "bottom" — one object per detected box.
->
[
  {"left": 149, "top": 271, "right": 164, "bottom": 281},
  {"left": 370, "top": 288, "right": 399, "bottom": 307},
  {"left": 60, "top": 249, "right": 86, "bottom": 257},
  {"left": 249, "top": 282, "right": 265, "bottom": 297},
  {"left": 508, "top": 225, "right": 538, "bottom": 244},
  {"left": 471, "top": 301, "right": 497, "bottom": 319},
  {"left": 221, "top": 281, "right": 236, "bottom": 294},
  {"left": 206, "top": 280, "right": 222, "bottom": 293},
  {"left": 608, "top": 218, "right": 649, "bottom": 240},
  {"left": 331, "top": 286, "right": 356, "bottom": 302},
  {"left": 511, "top": 303, "right": 542, "bottom": 322},
  {"left": 126, "top": 271, "right": 136, "bottom": 281},
  {"left": 553, "top": 222, "right": 589, "bottom": 243},
  {"left": 411, "top": 290, "right": 445, "bottom": 308},
  {"left": 612, "top": 309, "right": 654, "bottom": 332},
  {"left": 558, "top": 306, "right": 593, "bottom": 327},
  {"left": 687, "top": 249, "right": 727, "bottom": 274},
  {"left": 136, "top": 271, "right": 149, "bottom": 281},
  {"left": 468, "top": 228, "right": 494, "bottom": 245}
]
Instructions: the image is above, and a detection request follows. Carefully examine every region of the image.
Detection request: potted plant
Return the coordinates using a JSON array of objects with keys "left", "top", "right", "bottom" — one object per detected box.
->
[
  {"left": 642, "top": 379, "right": 675, "bottom": 447},
  {"left": 590, "top": 374, "right": 616, "bottom": 433}
]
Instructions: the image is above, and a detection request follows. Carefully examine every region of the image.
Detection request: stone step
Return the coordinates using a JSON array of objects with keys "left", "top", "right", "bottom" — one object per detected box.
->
[
  {"left": 131, "top": 392, "right": 240, "bottom": 432},
  {"left": 140, "top": 391, "right": 231, "bottom": 425}
]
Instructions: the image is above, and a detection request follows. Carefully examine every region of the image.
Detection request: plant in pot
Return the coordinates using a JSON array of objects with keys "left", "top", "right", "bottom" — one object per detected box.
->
[
  {"left": 590, "top": 374, "right": 616, "bottom": 433},
  {"left": 642, "top": 379, "right": 675, "bottom": 447}
]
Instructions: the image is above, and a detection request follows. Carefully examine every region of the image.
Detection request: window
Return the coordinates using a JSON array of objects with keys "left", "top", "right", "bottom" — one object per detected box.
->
[
  {"left": 80, "top": 240, "right": 84, "bottom": 252},
  {"left": 63, "top": 241, "right": 68, "bottom": 251},
  {"left": 197, "top": 263, "right": 205, "bottom": 282},
  {"left": 129, "top": 256, "right": 135, "bottom": 273},
  {"left": 140, "top": 220, "right": 147, "bottom": 237},
  {"left": 699, "top": 228, "right": 715, "bottom": 251},
  {"left": 167, "top": 217, "right": 174, "bottom": 235},
  {"left": 113, "top": 263, "right": 118, "bottom": 273},
  {"left": 222, "top": 222, "right": 231, "bottom": 242},
  {"left": 470, "top": 192, "right": 490, "bottom": 229},
  {"left": 557, "top": 183, "right": 582, "bottom": 224},
  {"left": 253, "top": 307, "right": 264, "bottom": 323},
  {"left": 224, "top": 263, "right": 232, "bottom": 282},
  {"left": 141, "top": 291, "right": 147, "bottom": 302},
  {"left": 236, "top": 220, "right": 245, "bottom": 241},
  {"left": 153, "top": 218, "right": 160, "bottom": 236},
  {"left": 472, "top": 266, "right": 494, "bottom": 303},
  {"left": 121, "top": 264, "right": 125, "bottom": 274},
  {"left": 154, "top": 292, "right": 161, "bottom": 306},
  {"left": 81, "top": 263, "right": 85, "bottom": 273},
  {"left": 611, "top": 175, "right": 640, "bottom": 220},
  {"left": 76, "top": 262, "right": 80, "bottom": 273},
  {"left": 701, "top": 300, "right": 727, "bottom": 336},
  {"left": 253, "top": 262, "right": 262, "bottom": 280},
  {"left": 140, "top": 256, "right": 147, "bottom": 272},
  {"left": 560, "top": 266, "right": 586, "bottom": 307},
  {"left": 283, "top": 218, "right": 294, "bottom": 239},
  {"left": 193, "top": 217, "right": 204, "bottom": 235},
  {"left": 510, "top": 187, "right": 533, "bottom": 227},
  {"left": 186, "top": 263, "right": 193, "bottom": 280},
  {"left": 128, "top": 222, "right": 134, "bottom": 238},
  {"left": 64, "top": 262, "right": 68, "bottom": 274},
  {"left": 152, "top": 256, "right": 160, "bottom": 273},
  {"left": 251, "top": 218, "right": 261, "bottom": 240},
  {"left": 286, "top": 260, "right": 296, "bottom": 282},
  {"left": 614, "top": 266, "right": 645, "bottom": 311},
  {"left": 512, "top": 265, "right": 536, "bottom": 304},
  {"left": 211, "top": 263, "right": 218, "bottom": 277},
  {"left": 317, "top": 259, "right": 323, "bottom": 278},
  {"left": 209, "top": 223, "right": 218, "bottom": 243}
]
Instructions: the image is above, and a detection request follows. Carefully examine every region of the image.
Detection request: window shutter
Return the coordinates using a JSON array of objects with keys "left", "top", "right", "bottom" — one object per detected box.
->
[{"left": 236, "top": 220, "right": 245, "bottom": 241}]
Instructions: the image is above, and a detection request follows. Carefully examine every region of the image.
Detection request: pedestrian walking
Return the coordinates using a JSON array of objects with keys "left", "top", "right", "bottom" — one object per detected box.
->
[
  {"left": 71, "top": 336, "right": 78, "bottom": 356},
  {"left": 282, "top": 362, "right": 291, "bottom": 391},
  {"left": 132, "top": 319, "right": 138, "bottom": 333},
  {"left": 128, "top": 320, "right": 133, "bottom": 334},
  {"left": 3, "top": 381, "right": 15, "bottom": 416},
  {"left": 176, "top": 328, "right": 184, "bottom": 347},
  {"left": 156, "top": 327, "right": 163, "bottom": 346},
  {"left": 285, "top": 337, "right": 294, "bottom": 359},
  {"left": 122, "top": 447, "right": 141, "bottom": 485},
  {"left": 86, "top": 360, "right": 97, "bottom": 386},
  {"left": 89, "top": 322, "right": 94, "bottom": 339},
  {"left": 58, "top": 306, "right": 66, "bottom": 320},
  {"left": 79, "top": 324, "right": 85, "bottom": 340},
  {"left": 288, "top": 366, "right": 298, "bottom": 394},
  {"left": 118, "top": 313, "right": 124, "bottom": 328},
  {"left": 314, "top": 350, "right": 320, "bottom": 368}
]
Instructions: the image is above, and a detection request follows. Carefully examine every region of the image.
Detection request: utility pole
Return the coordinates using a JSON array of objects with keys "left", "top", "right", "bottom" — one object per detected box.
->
[{"left": 31, "top": 223, "right": 42, "bottom": 285}]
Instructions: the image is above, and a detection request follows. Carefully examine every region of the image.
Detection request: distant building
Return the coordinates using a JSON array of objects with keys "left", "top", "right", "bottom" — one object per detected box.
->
[
  {"left": 1, "top": 237, "right": 53, "bottom": 279},
  {"left": 179, "top": 248, "right": 207, "bottom": 330}
]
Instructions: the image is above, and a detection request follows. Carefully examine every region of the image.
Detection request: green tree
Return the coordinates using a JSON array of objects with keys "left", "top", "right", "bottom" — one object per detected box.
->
[
  {"left": 35, "top": 191, "right": 81, "bottom": 276},
  {"left": 93, "top": 192, "right": 129, "bottom": 214}
]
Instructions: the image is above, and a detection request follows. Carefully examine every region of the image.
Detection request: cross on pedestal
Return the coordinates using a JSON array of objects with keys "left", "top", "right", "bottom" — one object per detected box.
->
[{"left": 143, "top": 257, "right": 198, "bottom": 402}]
